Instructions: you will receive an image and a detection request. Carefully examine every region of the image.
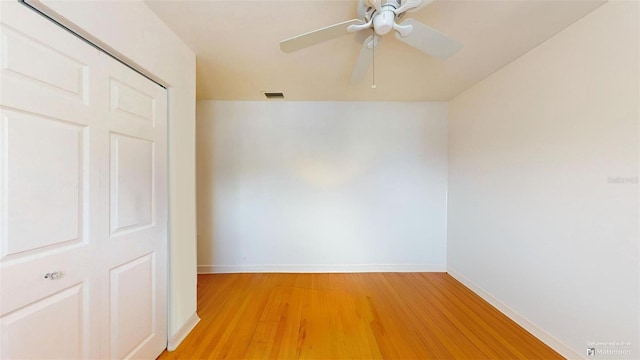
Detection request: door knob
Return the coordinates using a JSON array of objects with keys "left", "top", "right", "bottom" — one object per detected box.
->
[{"left": 44, "top": 272, "right": 63, "bottom": 280}]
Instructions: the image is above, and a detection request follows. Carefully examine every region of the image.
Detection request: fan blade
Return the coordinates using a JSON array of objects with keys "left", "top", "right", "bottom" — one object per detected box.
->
[
  {"left": 354, "top": 30, "right": 370, "bottom": 44},
  {"left": 368, "top": 0, "right": 382, "bottom": 12},
  {"left": 280, "top": 19, "right": 363, "bottom": 53},
  {"left": 394, "top": 0, "right": 433, "bottom": 15},
  {"left": 394, "top": 18, "right": 462, "bottom": 59},
  {"left": 350, "top": 35, "right": 381, "bottom": 84}
]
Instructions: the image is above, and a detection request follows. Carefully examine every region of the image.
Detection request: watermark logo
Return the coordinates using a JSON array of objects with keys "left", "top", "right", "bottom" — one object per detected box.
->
[
  {"left": 607, "top": 176, "right": 639, "bottom": 185},
  {"left": 586, "top": 341, "right": 632, "bottom": 357}
]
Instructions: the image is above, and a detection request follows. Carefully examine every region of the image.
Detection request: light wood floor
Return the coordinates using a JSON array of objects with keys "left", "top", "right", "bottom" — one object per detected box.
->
[{"left": 159, "top": 273, "right": 563, "bottom": 359}]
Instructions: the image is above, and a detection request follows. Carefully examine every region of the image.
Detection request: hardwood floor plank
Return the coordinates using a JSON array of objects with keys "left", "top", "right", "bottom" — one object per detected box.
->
[{"left": 158, "top": 273, "right": 564, "bottom": 360}]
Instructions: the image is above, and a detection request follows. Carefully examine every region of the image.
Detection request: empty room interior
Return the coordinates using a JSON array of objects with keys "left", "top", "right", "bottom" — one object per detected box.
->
[{"left": 0, "top": 0, "right": 638, "bottom": 359}]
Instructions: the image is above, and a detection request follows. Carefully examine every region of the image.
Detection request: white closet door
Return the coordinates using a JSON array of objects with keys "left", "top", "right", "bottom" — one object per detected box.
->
[
  {"left": 0, "top": 2, "right": 167, "bottom": 359},
  {"left": 98, "top": 50, "right": 168, "bottom": 360}
]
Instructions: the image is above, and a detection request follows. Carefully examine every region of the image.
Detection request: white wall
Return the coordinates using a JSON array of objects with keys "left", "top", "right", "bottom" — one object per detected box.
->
[
  {"left": 28, "top": 0, "right": 199, "bottom": 349},
  {"left": 197, "top": 101, "right": 448, "bottom": 272},
  {"left": 447, "top": 2, "right": 639, "bottom": 359}
]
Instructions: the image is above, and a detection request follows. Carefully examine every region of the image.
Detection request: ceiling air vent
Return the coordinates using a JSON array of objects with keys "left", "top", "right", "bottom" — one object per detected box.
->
[{"left": 263, "top": 92, "right": 284, "bottom": 99}]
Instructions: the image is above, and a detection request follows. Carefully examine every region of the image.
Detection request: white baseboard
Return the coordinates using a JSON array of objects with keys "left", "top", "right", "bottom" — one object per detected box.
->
[
  {"left": 447, "top": 268, "right": 584, "bottom": 360},
  {"left": 198, "top": 263, "right": 446, "bottom": 274},
  {"left": 167, "top": 312, "right": 200, "bottom": 352}
]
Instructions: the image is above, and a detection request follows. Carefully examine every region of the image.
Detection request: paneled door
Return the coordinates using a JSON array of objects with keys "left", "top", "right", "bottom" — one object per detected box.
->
[{"left": 0, "top": 2, "right": 168, "bottom": 359}]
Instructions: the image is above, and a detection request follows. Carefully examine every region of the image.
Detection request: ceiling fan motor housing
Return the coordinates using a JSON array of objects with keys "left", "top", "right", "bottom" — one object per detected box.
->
[{"left": 373, "top": 0, "right": 400, "bottom": 36}]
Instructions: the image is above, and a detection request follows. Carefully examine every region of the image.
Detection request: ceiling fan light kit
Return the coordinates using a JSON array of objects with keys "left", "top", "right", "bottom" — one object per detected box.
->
[{"left": 279, "top": 0, "right": 462, "bottom": 85}]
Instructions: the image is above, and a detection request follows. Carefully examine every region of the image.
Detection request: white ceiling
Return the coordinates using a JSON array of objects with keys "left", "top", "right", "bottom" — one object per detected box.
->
[{"left": 145, "top": 0, "right": 604, "bottom": 101}]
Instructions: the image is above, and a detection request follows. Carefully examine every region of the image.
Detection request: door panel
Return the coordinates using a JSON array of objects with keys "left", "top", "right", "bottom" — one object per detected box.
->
[
  {"left": 107, "top": 65, "right": 161, "bottom": 139},
  {"left": 109, "top": 78, "right": 156, "bottom": 126},
  {"left": 1, "top": 24, "right": 89, "bottom": 100},
  {"left": 110, "top": 134, "right": 155, "bottom": 234},
  {"left": 1, "top": 284, "right": 86, "bottom": 359},
  {"left": 0, "top": 19, "right": 94, "bottom": 123},
  {"left": 110, "top": 253, "right": 156, "bottom": 359},
  {"left": 2, "top": 109, "right": 87, "bottom": 257}
]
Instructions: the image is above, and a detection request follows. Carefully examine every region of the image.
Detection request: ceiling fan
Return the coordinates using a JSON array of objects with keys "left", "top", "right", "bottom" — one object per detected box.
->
[{"left": 280, "top": 0, "right": 462, "bottom": 85}]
